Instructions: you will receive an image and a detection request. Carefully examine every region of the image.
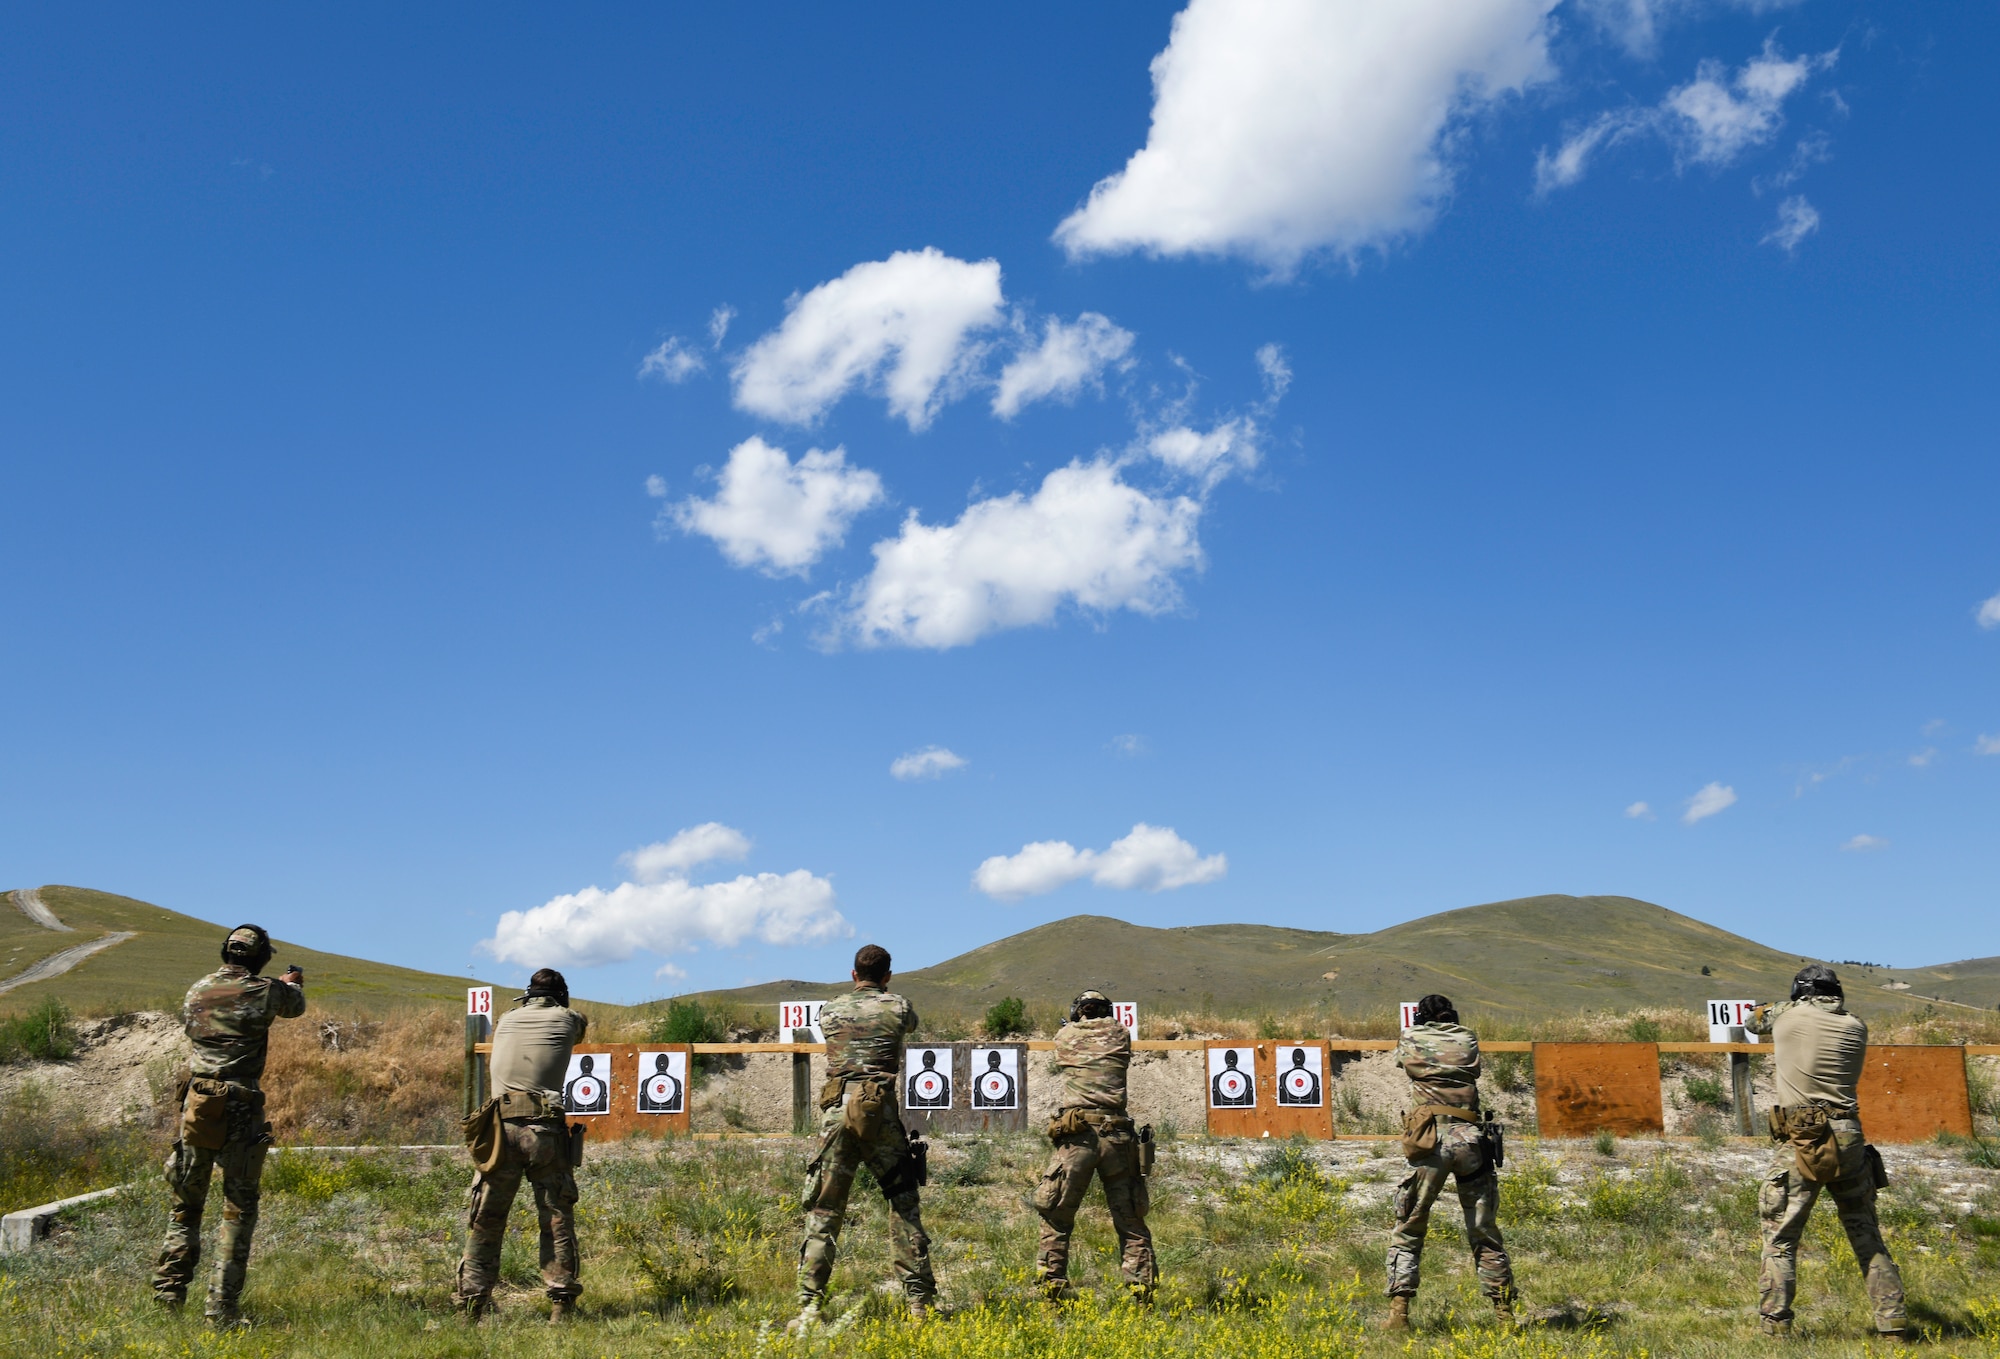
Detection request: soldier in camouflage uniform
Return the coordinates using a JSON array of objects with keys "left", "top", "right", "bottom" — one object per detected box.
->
[
  {"left": 1385, "top": 993, "right": 1515, "bottom": 1331},
  {"left": 794, "top": 944, "right": 936, "bottom": 1327},
  {"left": 1035, "top": 989, "right": 1155, "bottom": 1302},
  {"left": 1746, "top": 965, "right": 1908, "bottom": 1340},
  {"left": 152, "top": 925, "right": 306, "bottom": 1325},
  {"left": 454, "top": 966, "right": 590, "bottom": 1322}
]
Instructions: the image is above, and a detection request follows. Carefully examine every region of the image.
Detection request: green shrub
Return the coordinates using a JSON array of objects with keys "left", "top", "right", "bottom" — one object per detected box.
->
[
  {"left": 1582, "top": 1157, "right": 1690, "bottom": 1229},
  {"left": 0, "top": 997, "right": 79, "bottom": 1064},
  {"left": 648, "top": 998, "right": 729, "bottom": 1046},
  {"left": 1627, "top": 1016, "right": 1663, "bottom": 1044},
  {"left": 1683, "top": 1075, "right": 1728, "bottom": 1108},
  {"left": 263, "top": 1151, "right": 403, "bottom": 1204},
  {"left": 1936, "top": 1130, "right": 2000, "bottom": 1170},
  {"left": 983, "top": 996, "right": 1028, "bottom": 1038},
  {"left": 1486, "top": 1050, "right": 1532, "bottom": 1092},
  {"left": 1593, "top": 1128, "right": 1618, "bottom": 1157}
]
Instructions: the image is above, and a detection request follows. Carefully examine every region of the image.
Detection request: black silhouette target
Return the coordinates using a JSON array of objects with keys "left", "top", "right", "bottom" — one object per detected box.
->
[
  {"left": 637, "top": 1050, "right": 686, "bottom": 1114},
  {"left": 1209, "top": 1047, "right": 1256, "bottom": 1108},
  {"left": 970, "top": 1048, "right": 1018, "bottom": 1109},
  {"left": 563, "top": 1054, "right": 609, "bottom": 1115},
  {"left": 906, "top": 1048, "right": 953, "bottom": 1109},
  {"left": 1275, "top": 1046, "right": 1322, "bottom": 1107}
]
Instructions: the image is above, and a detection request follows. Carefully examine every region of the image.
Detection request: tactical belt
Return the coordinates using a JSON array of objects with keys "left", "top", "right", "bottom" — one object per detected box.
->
[
  {"left": 1409, "top": 1102, "right": 1480, "bottom": 1125},
  {"left": 1776, "top": 1101, "right": 1857, "bottom": 1121},
  {"left": 496, "top": 1089, "right": 565, "bottom": 1122}
]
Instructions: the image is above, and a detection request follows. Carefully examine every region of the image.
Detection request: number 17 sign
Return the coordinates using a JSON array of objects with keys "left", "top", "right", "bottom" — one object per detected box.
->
[{"left": 1707, "top": 1000, "right": 1759, "bottom": 1044}]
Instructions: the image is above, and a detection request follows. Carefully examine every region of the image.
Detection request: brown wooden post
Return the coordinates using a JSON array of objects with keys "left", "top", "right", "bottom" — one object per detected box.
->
[
  {"left": 791, "top": 1030, "right": 813, "bottom": 1135},
  {"left": 464, "top": 1012, "right": 480, "bottom": 1119},
  {"left": 1730, "top": 1051, "right": 1754, "bottom": 1136}
]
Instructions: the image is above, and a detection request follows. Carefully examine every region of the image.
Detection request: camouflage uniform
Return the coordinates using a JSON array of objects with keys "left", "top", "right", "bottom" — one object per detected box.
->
[
  {"left": 455, "top": 997, "right": 589, "bottom": 1312},
  {"left": 797, "top": 982, "right": 935, "bottom": 1312},
  {"left": 1387, "top": 1022, "right": 1514, "bottom": 1305},
  {"left": 1746, "top": 999, "right": 1906, "bottom": 1335},
  {"left": 1035, "top": 1015, "right": 1155, "bottom": 1298},
  {"left": 152, "top": 963, "right": 306, "bottom": 1317}
]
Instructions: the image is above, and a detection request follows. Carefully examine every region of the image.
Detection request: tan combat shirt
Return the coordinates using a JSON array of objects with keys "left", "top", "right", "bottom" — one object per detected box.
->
[
  {"left": 1051, "top": 1015, "right": 1131, "bottom": 1114},
  {"left": 1747, "top": 996, "right": 1865, "bottom": 1109},
  {"left": 489, "top": 996, "right": 589, "bottom": 1103},
  {"left": 1396, "top": 1021, "right": 1482, "bottom": 1111}
]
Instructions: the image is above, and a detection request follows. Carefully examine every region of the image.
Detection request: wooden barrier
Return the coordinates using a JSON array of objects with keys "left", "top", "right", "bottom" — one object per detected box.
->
[
  {"left": 1857, "top": 1045, "right": 1974, "bottom": 1143},
  {"left": 550, "top": 1043, "right": 692, "bottom": 1142},
  {"left": 1533, "top": 1042, "right": 1665, "bottom": 1137},
  {"left": 461, "top": 1037, "right": 1992, "bottom": 1142},
  {"left": 903, "top": 1041, "right": 1029, "bottom": 1135},
  {"left": 1204, "top": 1041, "right": 1334, "bottom": 1139}
]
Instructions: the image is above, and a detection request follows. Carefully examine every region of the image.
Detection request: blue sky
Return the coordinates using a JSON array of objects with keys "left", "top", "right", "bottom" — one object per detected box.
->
[{"left": 2, "top": 2, "right": 1994, "bottom": 1004}]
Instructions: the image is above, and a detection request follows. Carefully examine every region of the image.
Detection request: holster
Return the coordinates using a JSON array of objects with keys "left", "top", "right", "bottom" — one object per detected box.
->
[
  {"left": 1481, "top": 1113, "right": 1506, "bottom": 1171},
  {"left": 568, "top": 1121, "right": 586, "bottom": 1168},
  {"left": 1864, "top": 1143, "right": 1889, "bottom": 1190},
  {"left": 878, "top": 1126, "right": 928, "bottom": 1199},
  {"left": 1137, "top": 1124, "right": 1156, "bottom": 1178},
  {"left": 1401, "top": 1102, "right": 1477, "bottom": 1162}
]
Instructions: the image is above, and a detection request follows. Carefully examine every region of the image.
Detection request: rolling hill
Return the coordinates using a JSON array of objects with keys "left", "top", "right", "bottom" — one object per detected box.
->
[
  {"left": 690, "top": 894, "right": 2000, "bottom": 1026},
  {"left": 0, "top": 885, "right": 499, "bottom": 1015}
]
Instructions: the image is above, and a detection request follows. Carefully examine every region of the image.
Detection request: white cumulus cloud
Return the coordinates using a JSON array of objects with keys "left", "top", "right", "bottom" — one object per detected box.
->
[
  {"left": 1055, "top": 0, "right": 1558, "bottom": 274},
  {"left": 639, "top": 336, "right": 706, "bottom": 383},
  {"left": 669, "top": 437, "right": 884, "bottom": 576},
  {"left": 1978, "top": 591, "right": 2000, "bottom": 629},
  {"left": 1625, "top": 801, "right": 1655, "bottom": 820},
  {"left": 1762, "top": 195, "right": 1820, "bottom": 253},
  {"left": 731, "top": 248, "right": 1005, "bottom": 430},
  {"left": 890, "top": 746, "right": 968, "bottom": 781},
  {"left": 973, "top": 822, "right": 1227, "bottom": 902},
  {"left": 621, "top": 823, "right": 751, "bottom": 882},
  {"left": 1840, "top": 834, "right": 1888, "bottom": 853},
  {"left": 1144, "top": 418, "right": 1261, "bottom": 487},
  {"left": 480, "top": 825, "right": 851, "bottom": 970},
  {"left": 992, "top": 313, "right": 1135, "bottom": 419},
  {"left": 834, "top": 458, "right": 1205, "bottom": 650},
  {"left": 1682, "top": 781, "right": 1738, "bottom": 825}
]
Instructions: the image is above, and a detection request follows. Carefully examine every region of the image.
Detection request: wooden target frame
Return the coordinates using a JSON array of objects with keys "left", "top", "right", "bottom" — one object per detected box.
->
[
  {"left": 1204, "top": 1041, "right": 1334, "bottom": 1139},
  {"left": 1857, "top": 1045, "right": 1973, "bottom": 1143},
  {"left": 558, "top": 1043, "right": 692, "bottom": 1141}
]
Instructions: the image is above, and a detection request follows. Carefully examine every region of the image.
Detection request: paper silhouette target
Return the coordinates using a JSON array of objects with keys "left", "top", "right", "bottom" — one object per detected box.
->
[
  {"left": 562, "top": 1053, "right": 610, "bottom": 1115},
  {"left": 1208, "top": 1046, "right": 1256, "bottom": 1108},
  {"left": 905, "top": 1047, "right": 954, "bottom": 1109},
  {"left": 969, "top": 1047, "right": 1019, "bottom": 1109},
  {"left": 635, "top": 1050, "right": 686, "bottom": 1114},
  {"left": 1275, "top": 1045, "right": 1323, "bottom": 1106}
]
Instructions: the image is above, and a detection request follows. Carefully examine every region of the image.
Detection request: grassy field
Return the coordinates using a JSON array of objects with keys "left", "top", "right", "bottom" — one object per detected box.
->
[
  {"left": 5, "top": 1130, "right": 2000, "bottom": 1357},
  {"left": 689, "top": 896, "right": 2000, "bottom": 1029}
]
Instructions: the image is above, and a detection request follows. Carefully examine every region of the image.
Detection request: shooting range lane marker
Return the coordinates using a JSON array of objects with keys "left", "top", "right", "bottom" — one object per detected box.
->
[
  {"left": 8, "top": 889, "right": 74, "bottom": 932},
  {"left": 0, "top": 931, "right": 138, "bottom": 996}
]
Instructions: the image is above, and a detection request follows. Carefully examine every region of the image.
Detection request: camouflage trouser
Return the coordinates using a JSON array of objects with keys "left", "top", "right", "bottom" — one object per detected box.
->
[
  {"left": 1759, "top": 1131, "right": 1905, "bottom": 1333},
  {"left": 152, "top": 1137, "right": 269, "bottom": 1315},
  {"left": 1034, "top": 1121, "right": 1155, "bottom": 1295},
  {"left": 1387, "top": 1122, "right": 1514, "bottom": 1302},
  {"left": 454, "top": 1118, "right": 582, "bottom": 1306},
  {"left": 797, "top": 1100, "right": 934, "bottom": 1308}
]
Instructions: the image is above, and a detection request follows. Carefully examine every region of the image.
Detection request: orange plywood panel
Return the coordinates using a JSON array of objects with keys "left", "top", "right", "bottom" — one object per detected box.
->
[
  {"left": 1857, "top": 1046, "right": 1972, "bottom": 1144},
  {"left": 1206, "top": 1042, "right": 1263, "bottom": 1136},
  {"left": 1261, "top": 1041, "right": 1333, "bottom": 1141},
  {"left": 1532, "top": 1042, "right": 1664, "bottom": 1137},
  {"left": 558, "top": 1044, "right": 692, "bottom": 1142}
]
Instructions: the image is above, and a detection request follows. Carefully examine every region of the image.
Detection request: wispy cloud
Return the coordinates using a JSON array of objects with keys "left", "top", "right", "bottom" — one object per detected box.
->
[
  {"left": 1625, "top": 801, "right": 1655, "bottom": 820},
  {"left": 1683, "top": 781, "right": 1737, "bottom": 825},
  {"left": 1907, "top": 748, "right": 1938, "bottom": 768},
  {"left": 1976, "top": 735, "right": 2000, "bottom": 757},
  {"left": 1761, "top": 195, "right": 1820, "bottom": 253},
  {"left": 639, "top": 336, "right": 707, "bottom": 383},
  {"left": 973, "top": 823, "right": 1226, "bottom": 901},
  {"left": 1978, "top": 591, "right": 2000, "bottom": 630},
  {"left": 1109, "top": 734, "right": 1148, "bottom": 758},
  {"left": 890, "top": 746, "right": 968, "bottom": 781},
  {"left": 1840, "top": 834, "right": 1888, "bottom": 853},
  {"left": 708, "top": 304, "right": 736, "bottom": 349}
]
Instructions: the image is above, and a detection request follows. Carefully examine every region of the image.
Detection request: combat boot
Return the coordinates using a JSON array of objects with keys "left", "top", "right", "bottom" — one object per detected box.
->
[
  {"left": 459, "top": 1294, "right": 494, "bottom": 1324},
  {"left": 1383, "top": 1297, "right": 1410, "bottom": 1331},
  {"left": 151, "top": 1291, "right": 185, "bottom": 1313},
  {"left": 204, "top": 1305, "right": 245, "bottom": 1331},
  {"left": 548, "top": 1298, "right": 574, "bottom": 1324},
  {"left": 908, "top": 1296, "right": 937, "bottom": 1322},
  {"left": 785, "top": 1303, "right": 822, "bottom": 1336},
  {"left": 1493, "top": 1295, "right": 1517, "bottom": 1327},
  {"left": 1759, "top": 1317, "right": 1792, "bottom": 1339}
]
